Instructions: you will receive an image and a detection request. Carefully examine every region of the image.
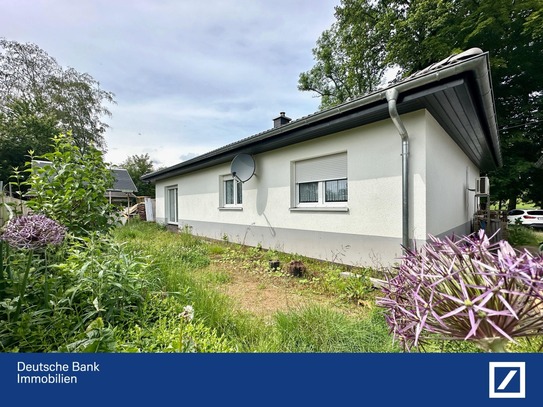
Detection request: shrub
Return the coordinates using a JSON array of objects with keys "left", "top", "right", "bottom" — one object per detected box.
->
[
  {"left": 377, "top": 231, "right": 543, "bottom": 352},
  {"left": 24, "top": 133, "right": 115, "bottom": 237},
  {"left": 0, "top": 227, "right": 150, "bottom": 351},
  {"left": 57, "top": 234, "right": 150, "bottom": 328},
  {"left": 117, "top": 297, "right": 237, "bottom": 353},
  {"left": 506, "top": 225, "right": 540, "bottom": 247}
]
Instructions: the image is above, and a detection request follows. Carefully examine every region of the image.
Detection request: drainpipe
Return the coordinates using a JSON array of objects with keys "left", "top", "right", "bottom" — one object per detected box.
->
[{"left": 385, "top": 88, "right": 410, "bottom": 250}]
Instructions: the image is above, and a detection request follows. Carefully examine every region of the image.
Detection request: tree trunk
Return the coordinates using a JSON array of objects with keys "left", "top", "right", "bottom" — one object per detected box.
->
[{"left": 507, "top": 195, "right": 517, "bottom": 211}]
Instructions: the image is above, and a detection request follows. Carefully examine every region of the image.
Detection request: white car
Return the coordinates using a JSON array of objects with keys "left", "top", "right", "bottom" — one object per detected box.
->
[{"left": 507, "top": 209, "right": 543, "bottom": 229}]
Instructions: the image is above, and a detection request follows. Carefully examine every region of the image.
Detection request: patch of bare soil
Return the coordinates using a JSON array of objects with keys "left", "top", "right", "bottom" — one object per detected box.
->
[
  {"left": 205, "top": 257, "right": 367, "bottom": 321},
  {"left": 218, "top": 268, "right": 313, "bottom": 319}
]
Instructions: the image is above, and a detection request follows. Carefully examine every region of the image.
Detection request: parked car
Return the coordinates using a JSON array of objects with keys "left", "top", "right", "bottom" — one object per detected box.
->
[{"left": 507, "top": 209, "right": 543, "bottom": 229}]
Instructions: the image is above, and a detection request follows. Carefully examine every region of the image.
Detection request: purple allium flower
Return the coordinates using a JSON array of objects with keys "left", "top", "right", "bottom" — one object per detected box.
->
[
  {"left": 377, "top": 230, "right": 543, "bottom": 352},
  {"left": 1, "top": 214, "right": 67, "bottom": 250}
]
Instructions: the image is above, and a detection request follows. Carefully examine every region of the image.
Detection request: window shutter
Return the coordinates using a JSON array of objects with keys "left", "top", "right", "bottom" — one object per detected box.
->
[{"left": 295, "top": 152, "right": 347, "bottom": 183}]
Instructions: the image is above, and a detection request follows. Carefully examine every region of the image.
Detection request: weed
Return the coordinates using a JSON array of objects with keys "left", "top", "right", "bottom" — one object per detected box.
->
[{"left": 506, "top": 225, "right": 542, "bottom": 247}]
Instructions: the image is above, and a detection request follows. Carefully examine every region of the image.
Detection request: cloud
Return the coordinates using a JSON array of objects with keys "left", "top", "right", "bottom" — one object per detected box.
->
[{"left": 1, "top": 0, "right": 338, "bottom": 168}]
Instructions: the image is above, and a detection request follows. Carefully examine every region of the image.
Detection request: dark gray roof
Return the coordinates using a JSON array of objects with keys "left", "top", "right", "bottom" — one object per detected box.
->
[
  {"left": 142, "top": 49, "right": 501, "bottom": 183},
  {"left": 32, "top": 162, "right": 138, "bottom": 193},
  {"left": 109, "top": 168, "right": 138, "bottom": 193}
]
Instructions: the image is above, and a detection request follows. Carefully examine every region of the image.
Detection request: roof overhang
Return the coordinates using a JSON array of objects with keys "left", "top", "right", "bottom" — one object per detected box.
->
[{"left": 142, "top": 50, "right": 500, "bottom": 183}]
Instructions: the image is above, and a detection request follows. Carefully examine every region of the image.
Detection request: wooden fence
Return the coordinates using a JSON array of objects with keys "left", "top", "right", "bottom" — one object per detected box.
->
[{"left": 472, "top": 210, "right": 507, "bottom": 244}]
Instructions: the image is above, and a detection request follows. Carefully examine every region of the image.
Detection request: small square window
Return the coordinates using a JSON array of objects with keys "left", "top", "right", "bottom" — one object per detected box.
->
[{"left": 222, "top": 176, "right": 242, "bottom": 207}]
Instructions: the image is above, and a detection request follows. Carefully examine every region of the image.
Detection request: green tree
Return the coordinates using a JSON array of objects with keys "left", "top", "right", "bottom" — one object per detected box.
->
[
  {"left": 298, "top": 0, "right": 387, "bottom": 109},
  {"left": 118, "top": 153, "right": 156, "bottom": 198},
  {"left": 0, "top": 98, "right": 59, "bottom": 184},
  {"left": 25, "top": 133, "right": 115, "bottom": 236},
  {"left": 299, "top": 0, "right": 543, "bottom": 208},
  {"left": 0, "top": 38, "right": 115, "bottom": 184}
]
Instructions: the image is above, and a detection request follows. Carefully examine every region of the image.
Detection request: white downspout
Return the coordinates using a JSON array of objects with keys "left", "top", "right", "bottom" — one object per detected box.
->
[{"left": 385, "top": 88, "right": 410, "bottom": 250}]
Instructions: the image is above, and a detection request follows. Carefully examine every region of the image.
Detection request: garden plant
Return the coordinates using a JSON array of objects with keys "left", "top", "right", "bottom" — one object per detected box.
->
[
  {"left": 0, "top": 134, "right": 232, "bottom": 352},
  {"left": 377, "top": 231, "right": 543, "bottom": 352}
]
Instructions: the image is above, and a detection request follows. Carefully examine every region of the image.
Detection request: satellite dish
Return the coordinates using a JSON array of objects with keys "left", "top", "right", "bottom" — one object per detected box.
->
[{"left": 231, "top": 153, "right": 255, "bottom": 182}]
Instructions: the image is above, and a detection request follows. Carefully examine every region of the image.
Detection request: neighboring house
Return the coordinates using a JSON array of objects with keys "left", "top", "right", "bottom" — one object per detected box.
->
[
  {"left": 108, "top": 168, "right": 138, "bottom": 205},
  {"left": 141, "top": 49, "right": 501, "bottom": 266},
  {"left": 32, "top": 161, "right": 138, "bottom": 205}
]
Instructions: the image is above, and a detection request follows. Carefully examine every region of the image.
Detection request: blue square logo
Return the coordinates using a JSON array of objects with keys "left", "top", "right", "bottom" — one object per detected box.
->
[{"left": 489, "top": 362, "right": 525, "bottom": 398}]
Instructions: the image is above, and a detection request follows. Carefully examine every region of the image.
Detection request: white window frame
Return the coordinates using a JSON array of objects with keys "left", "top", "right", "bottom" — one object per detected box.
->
[
  {"left": 165, "top": 185, "right": 178, "bottom": 224},
  {"left": 292, "top": 152, "right": 348, "bottom": 210},
  {"left": 296, "top": 178, "right": 348, "bottom": 208},
  {"left": 220, "top": 175, "right": 243, "bottom": 209}
]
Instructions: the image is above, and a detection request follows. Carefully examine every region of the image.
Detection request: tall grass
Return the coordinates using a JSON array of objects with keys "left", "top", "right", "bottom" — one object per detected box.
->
[
  {"left": 112, "top": 221, "right": 397, "bottom": 353},
  {"left": 113, "top": 222, "right": 266, "bottom": 351},
  {"left": 267, "top": 306, "right": 399, "bottom": 352}
]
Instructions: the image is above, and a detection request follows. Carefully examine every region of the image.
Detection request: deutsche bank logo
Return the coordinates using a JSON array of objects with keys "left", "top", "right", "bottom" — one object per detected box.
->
[{"left": 489, "top": 362, "right": 526, "bottom": 398}]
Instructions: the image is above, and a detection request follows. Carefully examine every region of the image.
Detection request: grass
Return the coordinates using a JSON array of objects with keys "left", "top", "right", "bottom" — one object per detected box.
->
[
  {"left": 112, "top": 221, "right": 398, "bottom": 353},
  {"left": 112, "top": 220, "right": 543, "bottom": 353},
  {"left": 505, "top": 225, "right": 543, "bottom": 247}
]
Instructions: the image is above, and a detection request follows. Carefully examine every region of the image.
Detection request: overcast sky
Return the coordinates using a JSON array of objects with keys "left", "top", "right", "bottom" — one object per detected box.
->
[{"left": 1, "top": 0, "right": 339, "bottom": 168}]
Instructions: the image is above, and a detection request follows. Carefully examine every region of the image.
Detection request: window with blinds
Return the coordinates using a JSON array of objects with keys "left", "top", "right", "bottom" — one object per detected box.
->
[{"left": 294, "top": 152, "right": 348, "bottom": 207}]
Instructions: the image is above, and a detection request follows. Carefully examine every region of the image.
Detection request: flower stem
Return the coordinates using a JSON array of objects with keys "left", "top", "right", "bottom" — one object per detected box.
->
[
  {"left": 477, "top": 337, "right": 509, "bottom": 353},
  {"left": 43, "top": 251, "right": 49, "bottom": 309},
  {"left": 13, "top": 250, "right": 33, "bottom": 321}
]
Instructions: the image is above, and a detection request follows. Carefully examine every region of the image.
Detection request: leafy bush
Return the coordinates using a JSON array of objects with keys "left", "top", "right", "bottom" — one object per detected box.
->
[
  {"left": 0, "top": 226, "right": 150, "bottom": 351},
  {"left": 117, "top": 297, "right": 236, "bottom": 353},
  {"left": 505, "top": 225, "right": 540, "bottom": 247},
  {"left": 24, "top": 133, "right": 115, "bottom": 237},
  {"left": 377, "top": 231, "right": 543, "bottom": 352},
  {"left": 57, "top": 234, "right": 150, "bottom": 328},
  {"left": 62, "top": 317, "right": 117, "bottom": 352}
]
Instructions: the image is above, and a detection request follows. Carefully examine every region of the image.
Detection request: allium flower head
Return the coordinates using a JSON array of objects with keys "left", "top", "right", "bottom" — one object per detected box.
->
[
  {"left": 1, "top": 214, "right": 67, "bottom": 250},
  {"left": 377, "top": 230, "right": 543, "bottom": 352}
]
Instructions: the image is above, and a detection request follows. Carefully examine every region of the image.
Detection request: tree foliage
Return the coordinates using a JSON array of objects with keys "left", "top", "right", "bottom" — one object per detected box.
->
[
  {"left": 24, "top": 133, "right": 115, "bottom": 237},
  {"left": 0, "top": 39, "right": 115, "bottom": 184},
  {"left": 118, "top": 153, "right": 156, "bottom": 198},
  {"left": 299, "top": 0, "right": 543, "bottom": 208},
  {"left": 298, "top": 1, "right": 387, "bottom": 108}
]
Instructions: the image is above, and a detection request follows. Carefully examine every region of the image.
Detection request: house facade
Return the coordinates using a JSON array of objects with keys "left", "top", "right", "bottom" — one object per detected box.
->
[{"left": 142, "top": 49, "right": 501, "bottom": 267}]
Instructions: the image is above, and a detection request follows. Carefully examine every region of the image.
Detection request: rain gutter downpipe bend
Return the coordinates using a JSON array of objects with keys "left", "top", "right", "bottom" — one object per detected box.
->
[{"left": 385, "top": 88, "right": 410, "bottom": 250}]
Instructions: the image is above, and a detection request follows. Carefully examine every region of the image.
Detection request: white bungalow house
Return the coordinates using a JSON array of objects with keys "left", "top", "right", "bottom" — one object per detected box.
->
[{"left": 141, "top": 49, "right": 501, "bottom": 266}]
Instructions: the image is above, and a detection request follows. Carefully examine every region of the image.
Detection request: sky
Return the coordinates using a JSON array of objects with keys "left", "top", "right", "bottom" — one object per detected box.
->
[{"left": 1, "top": 0, "right": 340, "bottom": 168}]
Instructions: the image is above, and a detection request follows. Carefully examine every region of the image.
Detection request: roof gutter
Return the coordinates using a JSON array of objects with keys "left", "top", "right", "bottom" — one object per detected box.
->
[
  {"left": 378, "top": 48, "right": 500, "bottom": 166},
  {"left": 378, "top": 48, "right": 498, "bottom": 251},
  {"left": 385, "top": 88, "right": 410, "bottom": 250},
  {"left": 142, "top": 48, "right": 500, "bottom": 183}
]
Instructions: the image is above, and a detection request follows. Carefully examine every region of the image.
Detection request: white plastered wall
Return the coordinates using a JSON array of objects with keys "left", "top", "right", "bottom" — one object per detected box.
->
[
  {"left": 153, "top": 109, "right": 477, "bottom": 264},
  {"left": 425, "top": 111, "right": 479, "bottom": 236},
  {"left": 157, "top": 113, "right": 427, "bottom": 237}
]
